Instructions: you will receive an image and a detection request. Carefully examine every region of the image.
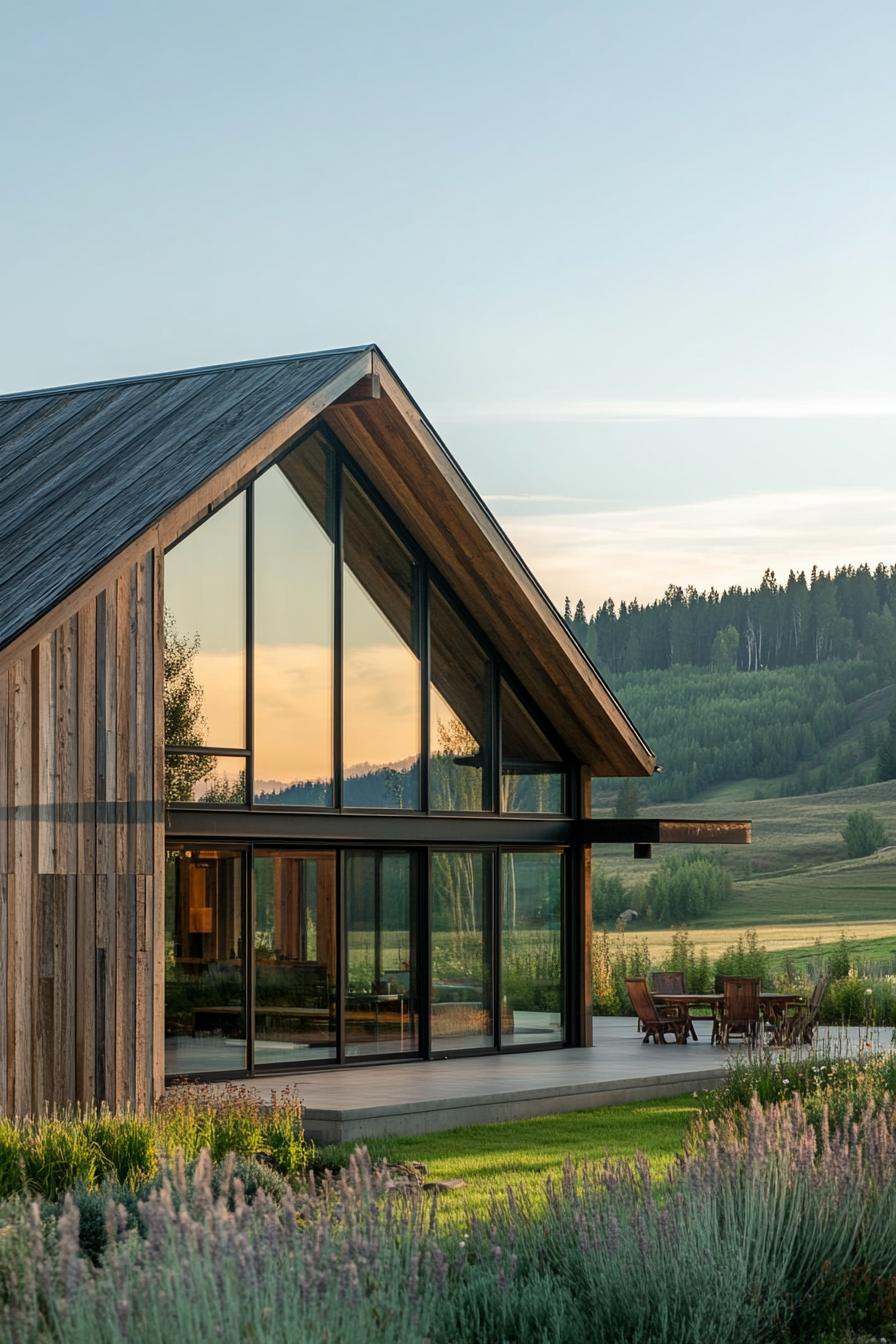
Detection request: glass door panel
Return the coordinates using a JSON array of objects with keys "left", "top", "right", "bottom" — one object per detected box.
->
[
  {"left": 501, "top": 851, "right": 564, "bottom": 1045},
  {"left": 345, "top": 851, "right": 419, "bottom": 1057},
  {"left": 431, "top": 850, "right": 494, "bottom": 1051},
  {"left": 254, "top": 851, "right": 337, "bottom": 1066},
  {"left": 165, "top": 847, "right": 245, "bottom": 1075}
]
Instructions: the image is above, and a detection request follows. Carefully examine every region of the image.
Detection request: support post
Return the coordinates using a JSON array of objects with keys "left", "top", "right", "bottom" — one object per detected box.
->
[{"left": 571, "top": 766, "right": 593, "bottom": 1047}]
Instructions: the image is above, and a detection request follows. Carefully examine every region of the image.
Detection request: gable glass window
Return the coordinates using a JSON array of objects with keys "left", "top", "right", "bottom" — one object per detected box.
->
[
  {"left": 429, "top": 585, "right": 491, "bottom": 812},
  {"left": 500, "top": 680, "right": 566, "bottom": 814},
  {"left": 163, "top": 431, "right": 570, "bottom": 817},
  {"left": 342, "top": 468, "right": 421, "bottom": 809},
  {"left": 254, "top": 436, "right": 335, "bottom": 805},
  {"left": 164, "top": 495, "right": 247, "bottom": 803}
]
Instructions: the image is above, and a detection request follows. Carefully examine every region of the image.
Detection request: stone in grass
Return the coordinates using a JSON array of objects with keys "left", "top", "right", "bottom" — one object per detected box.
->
[{"left": 382, "top": 1160, "right": 429, "bottom": 1187}]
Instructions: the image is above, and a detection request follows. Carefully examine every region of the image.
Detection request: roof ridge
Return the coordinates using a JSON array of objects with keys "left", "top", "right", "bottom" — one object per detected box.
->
[{"left": 0, "top": 343, "right": 375, "bottom": 403}]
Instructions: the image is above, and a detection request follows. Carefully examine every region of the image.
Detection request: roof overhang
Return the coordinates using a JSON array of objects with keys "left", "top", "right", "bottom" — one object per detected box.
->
[
  {"left": 0, "top": 344, "right": 656, "bottom": 777},
  {"left": 322, "top": 351, "right": 655, "bottom": 777}
]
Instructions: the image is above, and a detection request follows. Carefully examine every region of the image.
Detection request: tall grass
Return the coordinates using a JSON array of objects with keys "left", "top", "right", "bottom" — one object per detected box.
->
[
  {"left": 4, "top": 1103, "right": 896, "bottom": 1340},
  {"left": 0, "top": 1086, "right": 312, "bottom": 1201}
]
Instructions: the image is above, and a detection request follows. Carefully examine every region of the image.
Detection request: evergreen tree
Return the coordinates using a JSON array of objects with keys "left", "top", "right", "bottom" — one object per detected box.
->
[
  {"left": 878, "top": 702, "right": 896, "bottom": 782},
  {"left": 613, "top": 778, "right": 641, "bottom": 818}
]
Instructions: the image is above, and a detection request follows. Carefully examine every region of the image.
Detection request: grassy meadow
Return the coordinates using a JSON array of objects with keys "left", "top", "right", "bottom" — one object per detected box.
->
[{"left": 592, "top": 778, "right": 896, "bottom": 968}]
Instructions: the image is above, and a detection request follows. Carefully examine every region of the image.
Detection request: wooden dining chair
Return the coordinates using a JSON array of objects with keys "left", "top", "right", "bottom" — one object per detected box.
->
[
  {"left": 626, "top": 977, "right": 689, "bottom": 1045},
  {"left": 778, "top": 975, "right": 830, "bottom": 1047},
  {"left": 714, "top": 976, "right": 761, "bottom": 1047},
  {"left": 650, "top": 971, "right": 698, "bottom": 1040}
]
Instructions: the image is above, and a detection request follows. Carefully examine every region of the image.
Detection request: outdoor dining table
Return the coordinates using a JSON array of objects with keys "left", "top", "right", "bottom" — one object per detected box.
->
[{"left": 654, "top": 991, "right": 805, "bottom": 1045}]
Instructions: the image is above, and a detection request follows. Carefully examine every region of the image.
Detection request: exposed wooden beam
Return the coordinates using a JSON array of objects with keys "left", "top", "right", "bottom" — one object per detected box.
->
[
  {"left": 331, "top": 373, "right": 381, "bottom": 406},
  {"left": 579, "top": 818, "right": 752, "bottom": 846},
  {"left": 657, "top": 820, "right": 752, "bottom": 846}
]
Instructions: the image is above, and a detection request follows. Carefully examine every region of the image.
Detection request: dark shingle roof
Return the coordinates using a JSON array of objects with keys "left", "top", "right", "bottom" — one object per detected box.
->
[{"left": 0, "top": 346, "right": 370, "bottom": 650}]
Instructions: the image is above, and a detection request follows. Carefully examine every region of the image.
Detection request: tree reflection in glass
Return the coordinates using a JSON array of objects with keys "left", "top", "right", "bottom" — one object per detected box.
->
[
  {"left": 431, "top": 850, "right": 493, "bottom": 1050},
  {"left": 429, "top": 586, "right": 490, "bottom": 811},
  {"left": 501, "top": 850, "right": 564, "bottom": 1045}
]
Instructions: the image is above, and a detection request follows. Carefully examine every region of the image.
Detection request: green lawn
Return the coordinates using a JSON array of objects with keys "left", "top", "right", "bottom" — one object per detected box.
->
[{"left": 315, "top": 1094, "right": 699, "bottom": 1217}]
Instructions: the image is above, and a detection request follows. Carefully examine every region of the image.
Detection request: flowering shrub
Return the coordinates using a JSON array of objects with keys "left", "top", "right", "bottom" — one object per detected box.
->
[
  {"left": 3, "top": 1105, "right": 896, "bottom": 1340},
  {"left": 697, "top": 1047, "right": 896, "bottom": 1133}
]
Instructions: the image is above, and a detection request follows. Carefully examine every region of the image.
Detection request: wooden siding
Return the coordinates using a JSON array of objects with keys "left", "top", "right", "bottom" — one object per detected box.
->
[{"left": 0, "top": 548, "right": 163, "bottom": 1115}]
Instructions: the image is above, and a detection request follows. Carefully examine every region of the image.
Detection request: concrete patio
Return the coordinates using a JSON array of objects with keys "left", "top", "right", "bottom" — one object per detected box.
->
[{"left": 214, "top": 1017, "right": 886, "bottom": 1144}]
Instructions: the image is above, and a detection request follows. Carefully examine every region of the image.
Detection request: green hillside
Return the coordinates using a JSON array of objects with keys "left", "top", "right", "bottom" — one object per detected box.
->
[{"left": 591, "top": 661, "right": 893, "bottom": 805}]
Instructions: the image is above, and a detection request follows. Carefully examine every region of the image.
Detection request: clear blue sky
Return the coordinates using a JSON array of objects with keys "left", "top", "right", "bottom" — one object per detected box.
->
[{"left": 3, "top": 2, "right": 895, "bottom": 607}]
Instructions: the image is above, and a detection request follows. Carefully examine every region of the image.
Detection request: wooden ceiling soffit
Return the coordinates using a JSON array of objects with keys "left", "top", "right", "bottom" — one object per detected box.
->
[{"left": 322, "top": 358, "right": 656, "bottom": 777}]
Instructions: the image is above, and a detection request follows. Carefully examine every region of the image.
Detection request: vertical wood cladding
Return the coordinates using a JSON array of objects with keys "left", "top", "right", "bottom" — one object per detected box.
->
[{"left": 0, "top": 549, "right": 163, "bottom": 1115}]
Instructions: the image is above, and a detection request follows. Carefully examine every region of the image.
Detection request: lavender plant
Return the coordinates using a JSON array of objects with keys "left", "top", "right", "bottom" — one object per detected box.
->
[{"left": 3, "top": 1104, "right": 896, "bottom": 1341}]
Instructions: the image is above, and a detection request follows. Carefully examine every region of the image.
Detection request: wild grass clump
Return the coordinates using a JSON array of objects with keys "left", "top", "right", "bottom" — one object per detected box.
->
[
  {"left": 697, "top": 1046, "right": 896, "bottom": 1133},
  {"left": 0, "top": 1085, "right": 312, "bottom": 1202},
  {"left": 4, "top": 1104, "right": 896, "bottom": 1340}
]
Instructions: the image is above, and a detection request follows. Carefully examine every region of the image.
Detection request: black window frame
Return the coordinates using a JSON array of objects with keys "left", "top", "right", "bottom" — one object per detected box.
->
[
  {"left": 163, "top": 837, "right": 570, "bottom": 1086},
  {"left": 163, "top": 421, "right": 574, "bottom": 818}
]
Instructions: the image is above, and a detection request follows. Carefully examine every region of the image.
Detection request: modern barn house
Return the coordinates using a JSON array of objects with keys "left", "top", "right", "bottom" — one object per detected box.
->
[{"left": 0, "top": 345, "right": 747, "bottom": 1117}]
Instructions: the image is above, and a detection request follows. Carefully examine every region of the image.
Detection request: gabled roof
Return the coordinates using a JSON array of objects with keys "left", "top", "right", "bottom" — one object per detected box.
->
[
  {"left": 0, "top": 345, "right": 655, "bottom": 776},
  {"left": 0, "top": 346, "right": 368, "bottom": 651}
]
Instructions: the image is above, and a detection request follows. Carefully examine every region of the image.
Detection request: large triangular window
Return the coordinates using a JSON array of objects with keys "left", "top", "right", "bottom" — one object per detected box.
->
[{"left": 163, "top": 428, "right": 568, "bottom": 815}]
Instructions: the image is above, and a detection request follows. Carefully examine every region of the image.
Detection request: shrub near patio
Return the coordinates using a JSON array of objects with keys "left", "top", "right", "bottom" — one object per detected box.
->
[
  {"left": 697, "top": 1048, "right": 896, "bottom": 1132},
  {"left": 0, "top": 1084, "right": 312, "bottom": 1203},
  {"left": 4, "top": 1101, "right": 896, "bottom": 1341},
  {"left": 593, "top": 922, "right": 896, "bottom": 1026}
]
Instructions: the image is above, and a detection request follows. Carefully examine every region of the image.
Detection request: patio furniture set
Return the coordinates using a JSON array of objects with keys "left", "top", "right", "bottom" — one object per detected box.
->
[{"left": 626, "top": 972, "right": 830, "bottom": 1048}]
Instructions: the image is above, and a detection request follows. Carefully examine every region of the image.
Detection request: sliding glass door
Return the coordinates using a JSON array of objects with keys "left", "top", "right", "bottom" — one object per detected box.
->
[
  {"left": 165, "top": 847, "right": 245, "bottom": 1075},
  {"left": 430, "top": 850, "right": 495, "bottom": 1051},
  {"left": 501, "top": 850, "right": 564, "bottom": 1045},
  {"left": 344, "top": 851, "right": 419, "bottom": 1057},
  {"left": 254, "top": 851, "right": 338, "bottom": 1066},
  {"left": 165, "top": 843, "right": 565, "bottom": 1077}
]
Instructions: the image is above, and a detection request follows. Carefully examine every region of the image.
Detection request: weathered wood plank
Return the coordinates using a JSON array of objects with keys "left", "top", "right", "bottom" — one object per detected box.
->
[
  {"left": 134, "top": 874, "right": 147, "bottom": 1110},
  {"left": 37, "top": 636, "right": 55, "bottom": 875},
  {"left": 0, "top": 875, "right": 8, "bottom": 1114},
  {"left": 12, "top": 656, "right": 33, "bottom": 1113},
  {"left": 75, "top": 874, "right": 96, "bottom": 1103},
  {"left": 115, "top": 571, "right": 131, "bottom": 878},
  {"left": 55, "top": 617, "right": 78, "bottom": 876},
  {"left": 0, "top": 667, "right": 9, "bottom": 876},
  {"left": 151, "top": 548, "right": 166, "bottom": 1100}
]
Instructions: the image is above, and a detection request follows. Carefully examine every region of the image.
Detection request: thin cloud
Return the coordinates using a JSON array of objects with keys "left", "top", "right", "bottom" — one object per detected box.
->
[
  {"left": 484, "top": 492, "right": 614, "bottom": 505},
  {"left": 495, "top": 487, "right": 896, "bottom": 608},
  {"left": 434, "top": 397, "right": 896, "bottom": 425}
]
